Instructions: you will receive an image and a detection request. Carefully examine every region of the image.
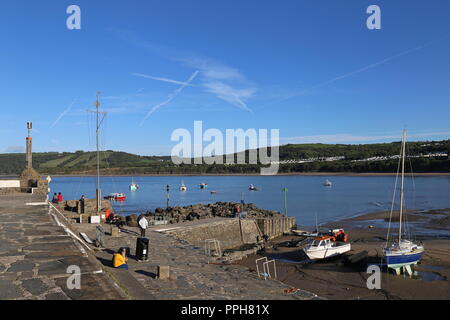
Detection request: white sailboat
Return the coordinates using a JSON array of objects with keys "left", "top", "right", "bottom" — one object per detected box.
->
[{"left": 383, "top": 129, "right": 424, "bottom": 275}]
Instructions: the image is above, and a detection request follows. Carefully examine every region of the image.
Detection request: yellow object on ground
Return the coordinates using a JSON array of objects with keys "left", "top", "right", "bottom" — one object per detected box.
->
[{"left": 113, "top": 253, "right": 126, "bottom": 268}]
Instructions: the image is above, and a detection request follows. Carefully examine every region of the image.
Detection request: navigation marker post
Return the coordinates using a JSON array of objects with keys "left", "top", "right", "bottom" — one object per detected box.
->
[
  {"left": 282, "top": 187, "right": 288, "bottom": 216},
  {"left": 166, "top": 184, "right": 170, "bottom": 209}
]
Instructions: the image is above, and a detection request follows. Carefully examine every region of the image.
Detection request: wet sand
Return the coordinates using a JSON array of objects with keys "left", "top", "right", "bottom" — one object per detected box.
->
[{"left": 238, "top": 208, "right": 450, "bottom": 300}]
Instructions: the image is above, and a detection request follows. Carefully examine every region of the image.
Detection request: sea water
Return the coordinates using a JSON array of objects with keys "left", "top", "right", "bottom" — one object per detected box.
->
[{"left": 48, "top": 175, "right": 450, "bottom": 226}]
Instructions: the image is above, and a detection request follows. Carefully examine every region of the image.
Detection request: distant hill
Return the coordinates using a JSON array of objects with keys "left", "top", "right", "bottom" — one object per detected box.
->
[
  {"left": 0, "top": 151, "right": 171, "bottom": 175},
  {"left": 1, "top": 139, "right": 449, "bottom": 175}
]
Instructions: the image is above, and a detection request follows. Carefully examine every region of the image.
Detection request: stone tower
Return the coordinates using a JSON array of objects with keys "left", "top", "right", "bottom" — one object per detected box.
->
[{"left": 20, "top": 122, "right": 48, "bottom": 195}]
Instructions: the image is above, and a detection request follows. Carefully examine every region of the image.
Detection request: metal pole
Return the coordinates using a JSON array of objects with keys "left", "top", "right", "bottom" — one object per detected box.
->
[
  {"left": 166, "top": 184, "right": 170, "bottom": 208},
  {"left": 95, "top": 92, "right": 102, "bottom": 213},
  {"left": 282, "top": 188, "right": 288, "bottom": 216},
  {"left": 87, "top": 92, "right": 106, "bottom": 214}
]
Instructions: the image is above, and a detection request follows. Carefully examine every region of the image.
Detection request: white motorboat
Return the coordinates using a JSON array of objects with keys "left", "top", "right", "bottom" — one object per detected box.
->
[
  {"left": 303, "top": 236, "right": 351, "bottom": 260},
  {"left": 130, "top": 182, "right": 139, "bottom": 192},
  {"left": 180, "top": 181, "right": 187, "bottom": 192}
]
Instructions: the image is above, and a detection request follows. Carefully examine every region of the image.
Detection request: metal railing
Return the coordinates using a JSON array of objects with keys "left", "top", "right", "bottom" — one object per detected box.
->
[{"left": 205, "top": 239, "right": 222, "bottom": 257}]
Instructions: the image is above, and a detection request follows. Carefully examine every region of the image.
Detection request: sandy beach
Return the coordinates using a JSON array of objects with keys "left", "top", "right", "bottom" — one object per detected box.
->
[{"left": 238, "top": 208, "right": 450, "bottom": 300}]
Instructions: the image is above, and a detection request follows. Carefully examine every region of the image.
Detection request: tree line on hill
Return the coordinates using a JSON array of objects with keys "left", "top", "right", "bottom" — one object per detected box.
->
[{"left": 0, "top": 140, "right": 449, "bottom": 175}]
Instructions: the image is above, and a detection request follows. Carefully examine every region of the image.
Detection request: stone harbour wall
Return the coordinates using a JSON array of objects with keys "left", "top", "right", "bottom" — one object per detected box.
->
[
  {"left": 61, "top": 198, "right": 112, "bottom": 214},
  {"left": 166, "top": 218, "right": 264, "bottom": 250},
  {"left": 0, "top": 187, "right": 22, "bottom": 195},
  {"left": 256, "top": 217, "right": 297, "bottom": 240}
]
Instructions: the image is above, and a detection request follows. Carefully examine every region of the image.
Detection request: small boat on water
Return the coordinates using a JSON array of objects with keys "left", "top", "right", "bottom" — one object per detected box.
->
[
  {"left": 104, "top": 193, "right": 127, "bottom": 201},
  {"left": 383, "top": 129, "right": 424, "bottom": 274},
  {"left": 199, "top": 183, "right": 208, "bottom": 189},
  {"left": 303, "top": 236, "right": 351, "bottom": 260},
  {"left": 323, "top": 179, "right": 332, "bottom": 187},
  {"left": 210, "top": 191, "right": 218, "bottom": 194},
  {"left": 129, "top": 182, "right": 139, "bottom": 192},
  {"left": 180, "top": 182, "right": 187, "bottom": 192},
  {"left": 249, "top": 184, "right": 259, "bottom": 191}
]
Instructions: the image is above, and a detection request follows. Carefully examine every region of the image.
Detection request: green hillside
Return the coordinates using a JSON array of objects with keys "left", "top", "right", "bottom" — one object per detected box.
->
[
  {"left": 0, "top": 139, "right": 449, "bottom": 175},
  {"left": 0, "top": 151, "right": 171, "bottom": 175}
]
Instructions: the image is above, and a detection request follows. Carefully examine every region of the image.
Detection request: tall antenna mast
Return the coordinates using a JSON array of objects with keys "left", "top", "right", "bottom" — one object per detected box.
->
[{"left": 88, "top": 92, "right": 107, "bottom": 213}]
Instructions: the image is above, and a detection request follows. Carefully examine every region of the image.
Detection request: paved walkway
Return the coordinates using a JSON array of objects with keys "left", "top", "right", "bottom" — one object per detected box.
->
[
  {"left": 0, "top": 194, "right": 124, "bottom": 300},
  {"left": 95, "top": 224, "right": 320, "bottom": 300}
]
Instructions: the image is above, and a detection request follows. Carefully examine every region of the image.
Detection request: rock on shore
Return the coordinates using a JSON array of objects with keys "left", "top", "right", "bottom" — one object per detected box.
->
[{"left": 124, "top": 202, "right": 282, "bottom": 226}]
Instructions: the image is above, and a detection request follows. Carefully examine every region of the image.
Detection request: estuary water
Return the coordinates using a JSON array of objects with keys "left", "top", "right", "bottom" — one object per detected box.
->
[{"left": 48, "top": 175, "right": 450, "bottom": 226}]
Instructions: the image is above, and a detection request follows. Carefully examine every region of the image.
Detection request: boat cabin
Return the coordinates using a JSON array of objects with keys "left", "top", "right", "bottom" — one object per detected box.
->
[{"left": 310, "top": 236, "right": 335, "bottom": 248}]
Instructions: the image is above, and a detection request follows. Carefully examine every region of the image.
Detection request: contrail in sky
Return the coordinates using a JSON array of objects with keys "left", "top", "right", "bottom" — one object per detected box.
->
[
  {"left": 133, "top": 73, "right": 196, "bottom": 87},
  {"left": 140, "top": 70, "right": 199, "bottom": 126},
  {"left": 298, "top": 36, "right": 450, "bottom": 95},
  {"left": 51, "top": 99, "right": 76, "bottom": 128},
  {"left": 257, "top": 34, "right": 450, "bottom": 109}
]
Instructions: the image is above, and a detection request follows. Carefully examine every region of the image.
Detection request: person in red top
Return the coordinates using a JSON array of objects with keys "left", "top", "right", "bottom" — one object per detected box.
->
[{"left": 57, "top": 192, "right": 63, "bottom": 203}]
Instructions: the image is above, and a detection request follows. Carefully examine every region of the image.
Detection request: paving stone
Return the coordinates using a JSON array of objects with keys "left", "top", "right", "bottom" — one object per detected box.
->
[
  {"left": 22, "top": 278, "right": 49, "bottom": 295},
  {"left": 55, "top": 274, "right": 124, "bottom": 300},
  {"left": 0, "top": 280, "right": 24, "bottom": 300},
  {"left": 17, "top": 271, "right": 35, "bottom": 280},
  {"left": 8, "top": 261, "right": 35, "bottom": 272},
  {"left": 0, "top": 196, "right": 123, "bottom": 300},
  {"left": 37, "top": 260, "right": 69, "bottom": 277},
  {"left": 45, "top": 292, "right": 69, "bottom": 300}
]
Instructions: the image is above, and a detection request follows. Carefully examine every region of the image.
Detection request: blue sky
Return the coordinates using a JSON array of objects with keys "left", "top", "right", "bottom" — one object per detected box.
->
[{"left": 1, "top": 0, "right": 450, "bottom": 155}]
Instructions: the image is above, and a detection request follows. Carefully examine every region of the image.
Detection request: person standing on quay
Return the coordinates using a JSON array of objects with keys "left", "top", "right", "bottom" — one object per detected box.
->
[
  {"left": 138, "top": 214, "right": 148, "bottom": 237},
  {"left": 57, "top": 192, "right": 63, "bottom": 203},
  {"left": 79, "top": 195, "right": 85, "bottom": 214}
]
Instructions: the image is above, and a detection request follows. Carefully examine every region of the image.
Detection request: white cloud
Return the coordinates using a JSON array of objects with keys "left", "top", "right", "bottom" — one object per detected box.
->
[
  {"left": 4, "top": 146, "right": 25, "bottom": 153},
  {"left": 119, "top": 31, "right": 257, "bottom": 113},
  {"left": 180, "top": 56, "right": 245, "bottom": 81},
  {"left": 202, "top": 81, "right": 255, "bottom": 112},
  {"left": 181, "top": 56, "right": 256, "bottom": 111}
]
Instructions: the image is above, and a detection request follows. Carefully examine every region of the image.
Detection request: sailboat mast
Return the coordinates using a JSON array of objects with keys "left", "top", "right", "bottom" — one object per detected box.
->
[{"left": 398, "top": 129, "right": 407, "bottom": 243}]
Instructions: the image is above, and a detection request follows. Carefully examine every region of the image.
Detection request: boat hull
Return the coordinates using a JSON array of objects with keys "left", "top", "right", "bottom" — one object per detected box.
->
[
  {"left": 384, "top": 251, "right": 423, "bottom": 269},
  {"left": 304, "top": 243, "right": 351, "bottom": 260}
]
